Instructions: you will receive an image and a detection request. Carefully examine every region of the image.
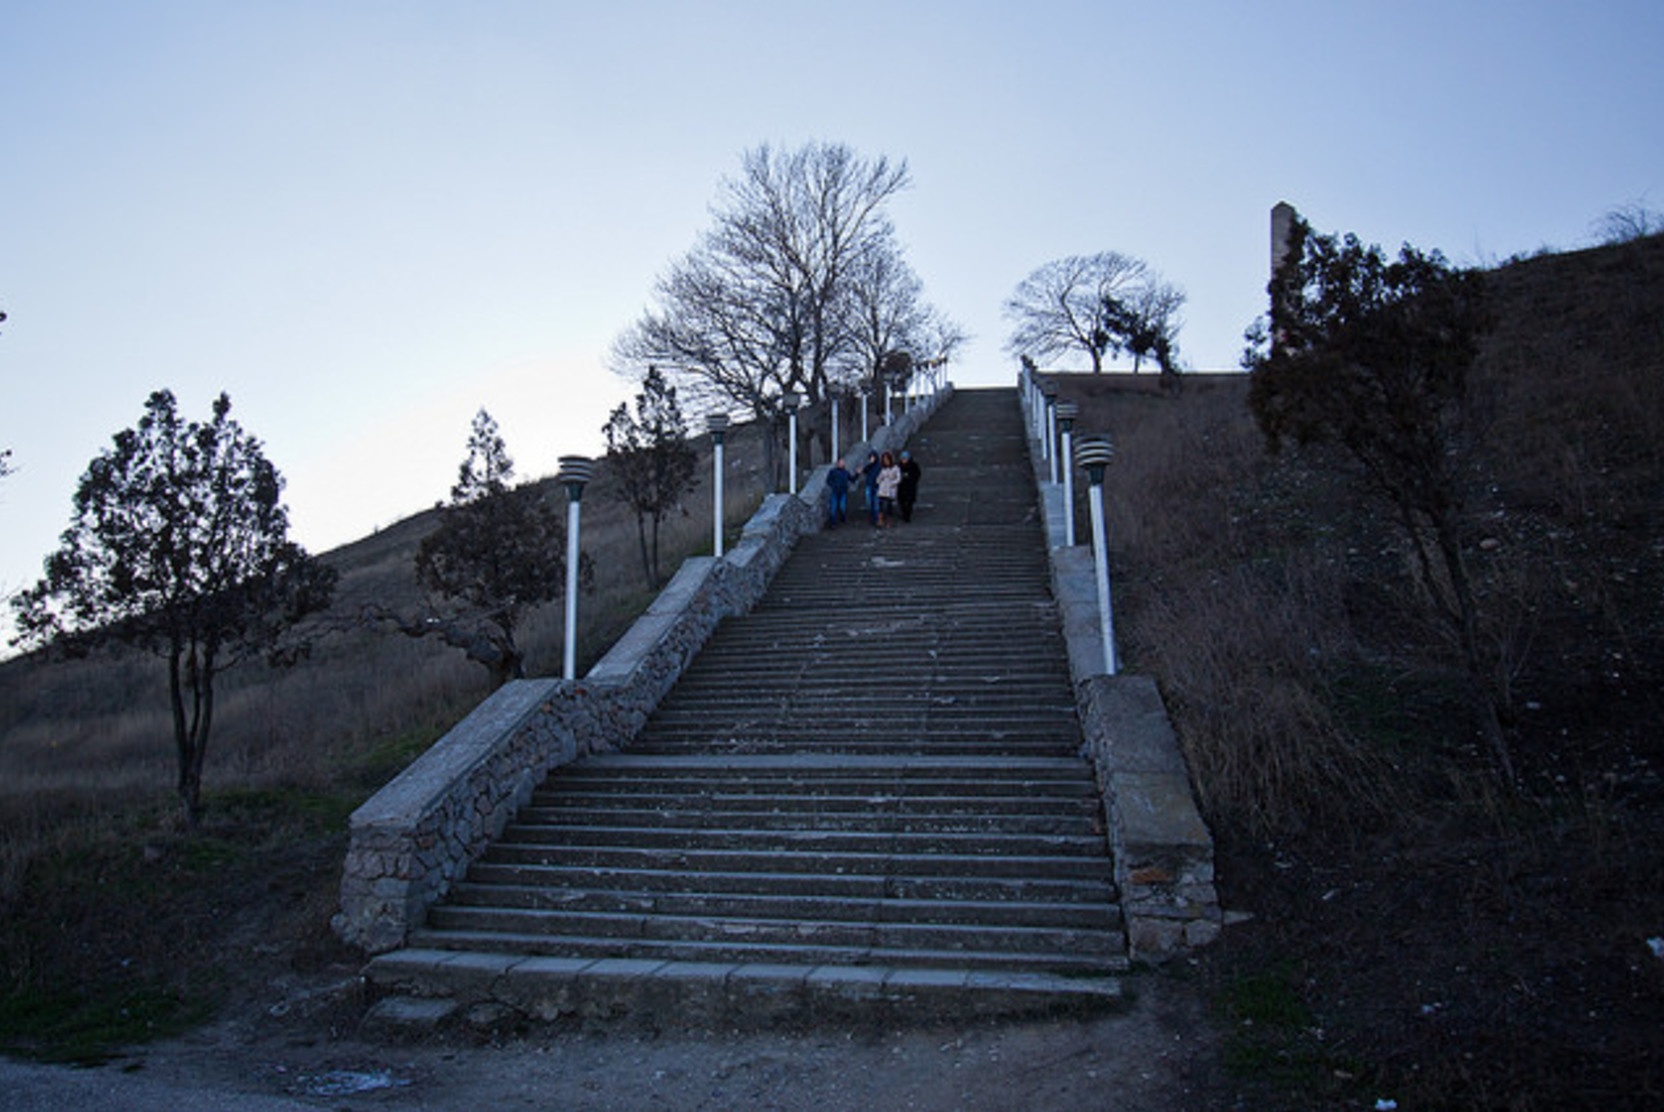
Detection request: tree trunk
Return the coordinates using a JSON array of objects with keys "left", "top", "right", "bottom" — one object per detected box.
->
[
  {"left": 1434, "top": 512, "right": 1519, "bottom": 787},
  {"left": 636, "top": 515, "right": 653, "bottom": 589},
  {"left": 649, "top": 512, "right": 663, "bottom": 588},
  {"left": 169, "top": 643, "right": 215, "bottom": 830}
]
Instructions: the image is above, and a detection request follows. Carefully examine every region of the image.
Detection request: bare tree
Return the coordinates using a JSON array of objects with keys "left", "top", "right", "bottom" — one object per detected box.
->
[
  {"left": 614, "top": 142, "right": 945, "bottom": 475},
  {"left": 1593, "top": 198, "right": 1662, "bottom": 244},
  {"left": 841, "top": 235, "right": 966, "bottom": 425},
  {"left": 1004, "top": 252, "right": 1148, "bottom": 373}
]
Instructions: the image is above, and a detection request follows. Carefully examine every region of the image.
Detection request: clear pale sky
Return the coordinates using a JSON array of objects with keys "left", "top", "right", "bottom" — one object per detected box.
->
[{"left": 3, "top": 0, "right": 1661, "bottom": 628}]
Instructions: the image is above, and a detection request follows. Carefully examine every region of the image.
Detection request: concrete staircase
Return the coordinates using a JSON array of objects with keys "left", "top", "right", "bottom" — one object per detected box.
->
[{"left": 365, "top": 389, "right": 1126, "bottom": 1027}]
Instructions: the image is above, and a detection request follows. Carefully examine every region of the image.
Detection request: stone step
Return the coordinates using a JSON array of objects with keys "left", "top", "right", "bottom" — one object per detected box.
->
[
  {"left": 490, "top": 822, "right": 1106, "bottom": 858},
  {"left": 630, "top": 723, "right": 1081, "bottom": 744},
  {"left": 419, "top": 906, "right": 1124, "bottom": 960},
  {"left": 462, "top": 863, "right": 1115, "bottom": 904},
  {"left": 623, "top": 740, "right": 1082, "bottom": 758},
  {"left": 481, "top": 842, "right": 1112, "bottom": 881},
  {"left": 530, "top": 791, "right": 1098, "bottom": 816},
  {"left": 390, "top": 932, "right": 1125, "bottom": 978},
  {"left": 513, "top": 805, "right": 1098, "bottom": 836},
  {"left": 363, "top": 949, "right": 1125, "bottom": 1029},
  {"left": 538, "top": 778, "right": 1098, "bottom": 802},
  {"left": 561, "top": 753, "right": 1092, "bottom": 777},
  {"left": 644, "top": 688, "right": 1077, "bottom": 707},
  {"left": 443, "top": 882, "right": 1116, "bottom": 930}
]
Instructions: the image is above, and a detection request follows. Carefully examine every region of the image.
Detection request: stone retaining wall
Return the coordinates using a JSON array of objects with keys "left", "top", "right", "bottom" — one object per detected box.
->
[
  {"left": 1020, "top": 372, "right": 1223, "bottom": 961},
  {"left": 334, "top": 390, "right": 949, "bottom": 953}
]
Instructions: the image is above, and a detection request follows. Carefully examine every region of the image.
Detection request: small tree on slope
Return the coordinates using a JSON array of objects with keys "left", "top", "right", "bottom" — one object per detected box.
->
[
  {"left": 603, "top": 367, "right": 698, "bottom": 589},
  {"left": 1245, "top": 217, "right": 1514, "bottom": 784},
  {"left": 12, "top": 390, "right": 336, "bottom": 827},
  {"left": 374, "top": 409, "right": 588, "bottom": 687}
]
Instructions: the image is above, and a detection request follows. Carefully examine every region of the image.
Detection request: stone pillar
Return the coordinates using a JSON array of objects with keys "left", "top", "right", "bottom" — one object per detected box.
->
[{"left": 1271, "top": 201, "right": 1297, "bottom": 281}]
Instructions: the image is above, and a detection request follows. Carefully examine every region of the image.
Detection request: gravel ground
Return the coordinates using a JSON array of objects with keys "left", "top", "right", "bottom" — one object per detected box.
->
[{"left": 0, "top": 970, "right": 1235, "bottom": 1111}]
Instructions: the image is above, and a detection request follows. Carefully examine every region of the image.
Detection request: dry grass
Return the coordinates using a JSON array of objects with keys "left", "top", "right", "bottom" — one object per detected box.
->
[
  {"left": 1046, "top": 232, "right": 1664, "bottom": 1108},
  {"left": 1058, "top": 374, "right": 1399, "bottom": 836},
  {"left": 0, "top": 417, "right": 776, "bottom": 894}
]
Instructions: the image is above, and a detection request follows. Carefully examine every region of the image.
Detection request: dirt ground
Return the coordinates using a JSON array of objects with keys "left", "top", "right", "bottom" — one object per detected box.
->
[{"left": 0, "top": 965, "right": 1237, "bottom": 1111}]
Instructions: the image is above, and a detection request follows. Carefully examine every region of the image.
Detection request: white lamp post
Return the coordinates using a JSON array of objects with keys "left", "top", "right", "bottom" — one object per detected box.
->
[
  {"left": 859, "top": 386, "right": 870, "bottom": 443},
  {"left": 1043, "top": 385, "right": 1059, "bottom": 482},
  {"left": 782, "top": 392, "right": 801, "bottom": 495},
  {"left": 1075, "top": 435, "right": 1118, "bottom": 676},
  {"left": 1025, "top": 372, "right": 1038, "bottom": 442},
  {"left": 557, "top": 455, "right": 594, "bottom": 682},
  {"left": 1056, "top": 400, "right": 1079, "bottom": 548},
  {"left": 829, "top": 389, "right": 841, "bottom": 464},
  {"left": 706, "top": 413, "right": 728, "bottom": 558}
]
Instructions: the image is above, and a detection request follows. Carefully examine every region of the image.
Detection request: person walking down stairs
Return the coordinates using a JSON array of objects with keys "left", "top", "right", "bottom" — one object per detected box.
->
[{"left": 875, "top": 451, "right": 901, "bottom": 527}]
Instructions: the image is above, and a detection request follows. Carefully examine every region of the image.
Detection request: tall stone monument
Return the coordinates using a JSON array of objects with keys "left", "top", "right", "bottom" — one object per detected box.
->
[{"left": 1271, "top": 200, "right": 1298, "bottom": 279}]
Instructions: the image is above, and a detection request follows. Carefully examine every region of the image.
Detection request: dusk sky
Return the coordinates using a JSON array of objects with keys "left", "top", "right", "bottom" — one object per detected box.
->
[{"left": 4, "top": 1, "right": 1662, "bottom": 635}]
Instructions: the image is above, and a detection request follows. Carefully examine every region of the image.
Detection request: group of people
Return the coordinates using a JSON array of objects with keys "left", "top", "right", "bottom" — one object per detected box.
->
[{"left": 824, "top": 449, "right": 921, "bottom": 528}]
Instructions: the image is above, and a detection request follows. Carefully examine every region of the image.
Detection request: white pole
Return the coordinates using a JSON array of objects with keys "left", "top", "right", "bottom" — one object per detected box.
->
[
  {"left": 713, "top": 438, "right": 725, "bottom": 557},
  {"left": 564, "top": 496, "right": 582, "bottom": 681},
  {"left": 1062, "top": 427, "right": 1076, "bottom": 547},
  {"left": 831, "top": 397, "right": 840, "bottom": 463},
  {"left": 787, "top": 407, "right": 799, "bottom": 495},
  {"left": 707, "top": 416, "right": 728, "bottom": 559},
  {"left": 1046, "top": 399, "right": 1059, "bottom": 484},
  {"left": 1088, "top": 481, "right": 1117, "bottom": 675},
  {"left": 861, "top": 392, "right": 869, "bottom": 442}
]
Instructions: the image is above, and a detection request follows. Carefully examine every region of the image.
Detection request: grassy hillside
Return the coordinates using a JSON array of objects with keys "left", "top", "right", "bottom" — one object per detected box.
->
[
  {"left": 2, "top": 235, "right": 1660, "bottom": 1102},
  {"left": 0, "top": 415, "right": 775, "bottom": 1060},
  {"left": 1049, "top": 232, "right": 1664, "bottom": 1108}
]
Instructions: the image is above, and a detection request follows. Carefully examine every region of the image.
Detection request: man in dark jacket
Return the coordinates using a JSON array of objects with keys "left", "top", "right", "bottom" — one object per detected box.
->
[
  {"left": 897, "top": 450, "right": 922, "bottom": 522},
  {"left": 826, "top": 458, "right": 853, "bottom": 526}
]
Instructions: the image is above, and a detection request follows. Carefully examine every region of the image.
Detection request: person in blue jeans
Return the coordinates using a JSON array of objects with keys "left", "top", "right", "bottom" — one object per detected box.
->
[
  {"left": 825, "top": 458, "right": 852, "bottom": 526},
  {"left": 860, "top": 450, "right": 882, "bottom": 525}
]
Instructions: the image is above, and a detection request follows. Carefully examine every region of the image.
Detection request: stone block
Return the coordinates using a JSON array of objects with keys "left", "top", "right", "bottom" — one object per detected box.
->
[{"left": 1111, "top": 771, "right": 1212, "bottom": 851}]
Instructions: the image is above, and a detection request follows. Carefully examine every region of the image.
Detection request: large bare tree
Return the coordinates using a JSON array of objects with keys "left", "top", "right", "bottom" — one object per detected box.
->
[
  {"left": 1003, "top": 252, "right": 1148, "bottom": 373},
  {"left": 615, "top": 142, "right": 955, "bottom": 477}
]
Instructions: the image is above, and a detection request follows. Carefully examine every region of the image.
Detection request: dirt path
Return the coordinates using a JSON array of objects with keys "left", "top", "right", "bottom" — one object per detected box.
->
[{"left": 3, "top": 971, "right": 1234, "bottom": 1110}]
